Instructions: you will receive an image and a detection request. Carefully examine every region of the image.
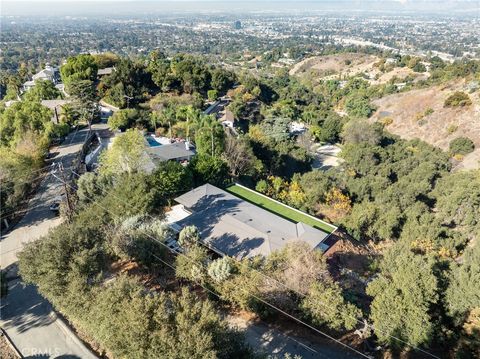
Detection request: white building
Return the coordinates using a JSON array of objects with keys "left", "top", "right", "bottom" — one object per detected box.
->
[{"left": 22, "top": 64, "right": 61, "bottom": 92}]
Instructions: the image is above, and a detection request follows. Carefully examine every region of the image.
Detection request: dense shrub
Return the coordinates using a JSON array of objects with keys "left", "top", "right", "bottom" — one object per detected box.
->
[
  {"left": 449, "top": 137, "right": 475, "bottom": 155},
  {"left": 444, "top": 91, "right": 472, "bottom": 107}
]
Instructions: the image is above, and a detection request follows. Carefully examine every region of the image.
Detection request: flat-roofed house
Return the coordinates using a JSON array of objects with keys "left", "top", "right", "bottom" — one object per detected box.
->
[
  {"left": 174, "top": 184, "right": 331, "bottom": 259},
  {"left": 142, "top": 140, "right": 197, "bottom": 173}
]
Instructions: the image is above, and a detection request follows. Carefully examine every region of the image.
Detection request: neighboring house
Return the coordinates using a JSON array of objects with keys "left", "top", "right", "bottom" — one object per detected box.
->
[
  {"left": 147, "top": 140, "right": 196, "bottom": 162},
  {"left": 203, "top": 97, "right": 230, "bottom": 116},
  {"left": 288, "top": 121, "right": 306, "bottom": 134},
  {"left": 385, "top": 57, "right": 397, "bottom": 65},
  {"left": 99, "top": 105, "right": 113, "bottom": 120},
  {"left": 23, "top": 64, "right": 61, "bottom": 92},
  {"left": 4, "top": 100, "right": 19, "bottom": 108},
  {"left": 174, "top": 184, "right": 332, "bottom": 259},
  {"left": 220, "top": 109, "right": 235, "bottom": 128},
  {"left": 97, "top": 67, "right": 115, "bottom": 78},
  {"left": 144, "top": 140, "right": 196, "bottom": 172},
  {"left": 41, "top": 99, "right": 72, "bottom": 124}
]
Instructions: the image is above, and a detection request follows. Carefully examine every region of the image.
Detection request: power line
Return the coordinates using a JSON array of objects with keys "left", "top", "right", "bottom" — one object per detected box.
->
[
  {"left": 68, "top": 168, "right": 441, "bottom": 358},
  {"left": 144, "top": 253, "right": 328, "bottom": 359},
  {"left": 53, "top": 171, "right": 371, "bottom": 359}
]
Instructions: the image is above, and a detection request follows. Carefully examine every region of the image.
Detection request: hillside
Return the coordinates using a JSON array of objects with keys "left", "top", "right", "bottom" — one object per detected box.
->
[
  {"left": 289, "top": 53, "right": 428, "bottom": 85},
  {"left": 371, "top": 80, "right": 480, "bottom": 170}
]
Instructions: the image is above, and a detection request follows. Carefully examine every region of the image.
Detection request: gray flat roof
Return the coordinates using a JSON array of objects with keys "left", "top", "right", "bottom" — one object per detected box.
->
[
  {"left": 175, "top": 184, "right": 330, "bottom": 259},
  {"left": 41, "top": 99, "right": 72, "bottom": 110},
  {"left": 147, "top": 141, "right": 196, "bottom": 161},
  {"left": 97, "top": 67, "right": 114, "bottom": 76}
]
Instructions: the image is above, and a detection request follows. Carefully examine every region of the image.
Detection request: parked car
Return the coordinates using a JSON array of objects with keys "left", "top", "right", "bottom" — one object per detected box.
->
[
  {"left": 51, "top": 137, "right": 65, "bottom": 146},
  {"left": 49, "top": 196, "right": 64, "bottom": 214}
]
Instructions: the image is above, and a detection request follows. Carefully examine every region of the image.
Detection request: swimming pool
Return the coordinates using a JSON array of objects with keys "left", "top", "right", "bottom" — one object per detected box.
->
[{"left": 146, "top": 137, "right": 162, "bottom": 147}]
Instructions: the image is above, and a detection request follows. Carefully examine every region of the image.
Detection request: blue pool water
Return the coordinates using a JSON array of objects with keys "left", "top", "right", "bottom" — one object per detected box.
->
[{"left": 146, "top": 137, "right": 162, "bottom": 147}]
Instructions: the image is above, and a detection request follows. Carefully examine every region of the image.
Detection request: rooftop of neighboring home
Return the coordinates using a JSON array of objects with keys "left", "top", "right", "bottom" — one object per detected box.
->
[
  {"left": 23, "top": 64, "right": 61, "bottom": 90},
  {"left": 97, "top": 67, "right": 115, "bottom": 76},
  {"left": 174, "top": 184, "right": 334, "bottom": 259},
  {"left": 40, "top": 99, "right": 72, "bottom": 111},
  {"left": 146, "top": 140, "right": 196, "bottom": 162},
  {"left": 220, "top": 109, "right": 235, "bottom": 123},
  {"left": 33, "top": 65, "right": 57, "bottom": 81}
]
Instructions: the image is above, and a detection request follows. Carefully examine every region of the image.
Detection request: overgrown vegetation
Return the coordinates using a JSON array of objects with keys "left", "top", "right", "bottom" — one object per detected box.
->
[{"left": 8, "top": 48, "right": 480, "bottom": 357}]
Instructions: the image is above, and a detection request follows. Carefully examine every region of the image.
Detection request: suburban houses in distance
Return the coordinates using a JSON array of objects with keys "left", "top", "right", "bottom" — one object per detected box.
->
[{"left": 170, "top": 183, "right": 337, "bottom": 259}]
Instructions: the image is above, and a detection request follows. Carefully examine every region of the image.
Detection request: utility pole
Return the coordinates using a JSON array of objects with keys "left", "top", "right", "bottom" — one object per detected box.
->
[
  {"left": 124, "top": 95, "right": 133, "bottom": 109},
  {"left": 211, "top": 127, "right": 214, "bottom": 156},
  {"left": 58, "top": 163, "right": 73, "bottom": 221}
]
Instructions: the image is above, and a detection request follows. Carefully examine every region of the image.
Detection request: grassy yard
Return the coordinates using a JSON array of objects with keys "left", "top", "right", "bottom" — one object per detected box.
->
[{"left": 226, "top": 184, "right": 336, "bottom": 234}]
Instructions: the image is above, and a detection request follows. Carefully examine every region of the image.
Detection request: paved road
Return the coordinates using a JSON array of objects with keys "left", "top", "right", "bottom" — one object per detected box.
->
[
  {"left": 1, "top": 126, "right": 91, "bottom": 266},
  {"left": 1, "top": 125, "right": 102, "bottom": 359},
  {"left": 228, "top": 315, "right": 365, "bottom": 359}
]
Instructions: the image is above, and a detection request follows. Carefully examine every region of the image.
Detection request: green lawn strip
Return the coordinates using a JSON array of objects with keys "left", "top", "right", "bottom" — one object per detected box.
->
[{"left": 226, "top": 185, "right": 335, "bottom": 233}]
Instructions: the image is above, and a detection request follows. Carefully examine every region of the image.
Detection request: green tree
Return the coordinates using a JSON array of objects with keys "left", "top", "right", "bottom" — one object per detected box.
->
[
  {"left": 445, "top": 244, "right": 480, "bottom": 324},
  {"left": 345, "top": 94, "right": 375, "bottom": 118},
  {"left": 449, "top": 137, "right": 475, "bottom": 156},
  {"left": 0, "top": 100, "right": 53, "bottom": 146},
  {"left": 60, "top": 54, "right": 98, "bottom": 93},
  {"left": 342, "top": 120, "right": 382, "bottom": 145},
  {"left": 69, "top": 80, "right": 98, "bottom": 129},
  {"left": 208, "top": 257, "right": 233, "bottom": 283},
  {"left": 366, "top": 246, "right": 438, "bottom": 348},
  {"left": 211, "top": 68, "right": 235, "bottom": 95},
  {"left": 178, "top": 225, "right": 200, "bottom": 249},
  {"left": 99, "top": 128, "right": 147, "bottom": 175},
  {"left": 175, "top": 244, "right": 209, "bottom": 283},
  {"left": 108, "top": 108, "right": 138, "bottom": 131},
  {"left": 207, "top": 89, "right": 218, "bottom": 101},
  {"left": 189, "top": 154, "right": 229, "bottom": 187},
  {"left": 149, "top": 161, "right": 193, "bottom": 206},
  {"left": 433, "top": 170, "right": 480, "bottom": 229},
  {"left": 314, "top": 116, "right": 343, "bottom": 143},
  {"left": 194, "top": 115, "right": 225, "bottom": 157},
  {"left": 301, "top": 280, "right": 361, "bottom": 331},
  {"left": 24, "top": 79, "right": 62, "bottom": 102}
]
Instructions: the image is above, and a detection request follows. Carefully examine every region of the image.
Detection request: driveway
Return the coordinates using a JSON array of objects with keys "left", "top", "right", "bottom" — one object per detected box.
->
[
  {"left": 311, "top": 144, "right": 343, "bottom": 171},
  {"left": 1, "top": 125, "right": 104, "bottom": 359}
]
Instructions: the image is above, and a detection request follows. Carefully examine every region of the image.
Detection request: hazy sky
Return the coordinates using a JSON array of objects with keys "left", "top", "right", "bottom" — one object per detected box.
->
[{"left": 2, "top": 0, "right": 477, "bottom": 17}]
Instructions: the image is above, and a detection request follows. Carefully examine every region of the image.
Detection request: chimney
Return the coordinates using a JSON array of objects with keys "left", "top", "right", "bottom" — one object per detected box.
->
[{"left": 185, "top": 140, "right": 190, "bottom": 150}]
